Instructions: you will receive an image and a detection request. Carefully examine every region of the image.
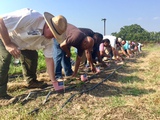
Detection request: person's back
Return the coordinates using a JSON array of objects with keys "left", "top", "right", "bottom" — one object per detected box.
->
[
  {"left": 79, "top": 28, "right": 94, "bottom": 37},
  {"left": 122, "top": 40, "right": 130, "bottom": 50},
  {"left": 64, "top": 23, "right": 86, "bottom": 57},
  {"left": 2, "top": 8, "right": 50, "bottom": 51}
]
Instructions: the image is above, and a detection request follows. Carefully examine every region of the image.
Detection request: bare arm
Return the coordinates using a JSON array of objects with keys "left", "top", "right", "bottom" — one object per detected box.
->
[
  {"left": 85, "top": 49, "right": 96, "bottom": 72},
  {"left": 0, "top": 17, "right": 20, "bottom": 58},
  {"left": 45, "top": 57, "right": 56, "bottom": 82},
  {"left": 96, "top": 51, "right": 102, "bottom": 63},
  {"left": 112, "top": 47, "right": 117, "bottom": 59},
  {"left": 0, "top": 17, "right": 11, "bottom": 45},
  {"left": 60, "top": 40, "right": 71, "bottom": 57},
  {"left": 72, "top": 55, "right": 82, "bottom": 77},
  {"left": 100, "top": 49, "right": 110, "bottom": 58},
  {"left": 121, "top": 47, "right": 129, "bottom": 58}
]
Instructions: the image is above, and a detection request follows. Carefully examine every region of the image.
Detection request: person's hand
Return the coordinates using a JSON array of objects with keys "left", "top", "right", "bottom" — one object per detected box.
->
[
  {"left": 66, "top": 52, "right": 71, "bottom": 57},
  {"left": 72, "top": 72, "right": 77, "bottom": 77},
  {"left": 5, "top": 43, "right": 21, "bottom": 58},
  {"left": 126, "top": 55, "right": 130, "bottom": 58},
  {"left": 71, "top": 72, "right": 80, "bottom": 80},
  {"left": 91, "top": 65, "right": 96, "bottom": 73},
  {"left": 101, "top": 61, "right": 108, "bottom": 67}
]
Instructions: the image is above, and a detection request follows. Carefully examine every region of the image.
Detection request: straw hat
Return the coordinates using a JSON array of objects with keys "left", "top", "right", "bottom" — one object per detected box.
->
[{"left": 44, "top": 12, "right": 67, "bottom": 44}]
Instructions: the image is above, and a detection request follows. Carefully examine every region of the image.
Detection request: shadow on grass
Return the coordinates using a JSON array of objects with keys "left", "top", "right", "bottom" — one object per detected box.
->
[
  {"left": 60, "top": 51, "right": 155, "bottom": 98},
  {"left": 7, "top": 51, "right": 151, "bottom": 106},
  {"left": 119, "top": 75, "right": 143, "bottom": 83},
  {"left": 65, "top": 81, "right": 155, "bottom": 98}
]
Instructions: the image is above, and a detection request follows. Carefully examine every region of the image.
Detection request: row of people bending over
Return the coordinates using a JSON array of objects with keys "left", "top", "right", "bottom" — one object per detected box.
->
[
  {"left": 54, "top": 28, "right": 144, "bottom": 84},
  {"left": 100, "top": 35, "right": 143, "bottom": 61},
  {"left": 0, "top": 8, "right": 144, "bottom": 102}
]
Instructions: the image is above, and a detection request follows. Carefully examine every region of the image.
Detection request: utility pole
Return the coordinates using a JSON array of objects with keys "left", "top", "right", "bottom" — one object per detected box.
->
[{"left": 101, "top": 18, "right": 106, "bottom": 35}]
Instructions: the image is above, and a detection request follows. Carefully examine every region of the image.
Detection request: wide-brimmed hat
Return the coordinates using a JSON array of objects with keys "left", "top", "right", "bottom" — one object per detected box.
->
[{"left": 44, "top": 12, "right": 67, "bottom": 44}]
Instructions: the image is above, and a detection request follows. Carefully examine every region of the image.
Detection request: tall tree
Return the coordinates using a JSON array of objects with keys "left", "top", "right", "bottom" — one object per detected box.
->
[{"left": 112, "top": 24, "right": 150, "bottom": 42}]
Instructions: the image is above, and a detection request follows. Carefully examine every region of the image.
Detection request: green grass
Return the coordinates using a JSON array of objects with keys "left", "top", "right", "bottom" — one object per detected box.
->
[
  {"left": 71, "top": 47, "right": 77, "bottom": 60},
  {"left": 119, "top": 75, "right": 141, "bottom": 83},
  {"left": 109, "top": 96, "right": 126, "bottom": 107},
  {"left": 9, "top": 48, "right": 77, "bottom": 75},
  {"left": 2, "top": 43, "right": 160, "bottom": 120},
  {"left": 9, "top": 59, "right": 22, "bottom": 75}
]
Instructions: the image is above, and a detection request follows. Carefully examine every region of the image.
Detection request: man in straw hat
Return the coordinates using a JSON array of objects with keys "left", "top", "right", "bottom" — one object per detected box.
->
[{"left": 0, "top": 8, "right": 67, "bottom": 105}]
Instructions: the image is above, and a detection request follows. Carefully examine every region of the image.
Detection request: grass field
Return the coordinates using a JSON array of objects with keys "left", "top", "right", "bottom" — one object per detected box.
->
[{"left": 1, "top": 44, "right": 160, "bottom": 120}]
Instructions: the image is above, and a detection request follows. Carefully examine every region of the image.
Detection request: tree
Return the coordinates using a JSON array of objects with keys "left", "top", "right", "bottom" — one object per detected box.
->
[{"left": 111, "top": 24, "right": 150, "bottom": 42}]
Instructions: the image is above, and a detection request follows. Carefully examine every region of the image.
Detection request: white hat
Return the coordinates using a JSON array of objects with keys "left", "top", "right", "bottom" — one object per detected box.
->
[
  {"left": 118, "top": 38, "right": 122, "bottom": 42},
  {"left": 44, "top": 12, "right": 67, "bottom": 44}
]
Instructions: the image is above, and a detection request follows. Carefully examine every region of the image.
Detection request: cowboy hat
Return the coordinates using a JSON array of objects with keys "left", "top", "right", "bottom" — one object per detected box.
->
[{"left": 44, "top": 12, "right": 67, "bottom": 44}]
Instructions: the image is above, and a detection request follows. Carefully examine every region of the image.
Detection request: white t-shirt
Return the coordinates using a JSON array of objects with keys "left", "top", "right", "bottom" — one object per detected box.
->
[
  {"left": 2, "top": 8, "right": 53, "bottom": 58},
  {"left": 103, "top": 35, "right": 116, "bottom": 49}
]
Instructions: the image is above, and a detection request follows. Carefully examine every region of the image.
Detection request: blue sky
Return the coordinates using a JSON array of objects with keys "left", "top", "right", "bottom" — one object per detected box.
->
[{"left": 0, "top": 0, "right": 159, "bottom": 35}]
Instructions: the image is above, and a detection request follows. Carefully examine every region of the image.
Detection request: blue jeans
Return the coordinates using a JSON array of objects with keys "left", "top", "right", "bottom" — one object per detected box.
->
[{"left": 53, "top": 39, "right": 73, "bottom": 79}]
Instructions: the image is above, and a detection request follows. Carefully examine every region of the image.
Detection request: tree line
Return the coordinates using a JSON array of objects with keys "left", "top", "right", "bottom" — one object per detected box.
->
[{"left": 111, "top": 24, "right": 160, "bottom": 43}]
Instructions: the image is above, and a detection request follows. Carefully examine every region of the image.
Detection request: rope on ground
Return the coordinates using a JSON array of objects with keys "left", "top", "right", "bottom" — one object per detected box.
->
[
  {"left": 60, "top": 65, "right": 123, "bottom": 109},
  {"left": 27, "top": 64, "right": 121, "bottom": 114}
]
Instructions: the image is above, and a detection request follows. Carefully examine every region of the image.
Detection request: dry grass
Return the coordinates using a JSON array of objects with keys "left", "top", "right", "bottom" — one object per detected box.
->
[{"left": 1, "top": 44, "right": 160, "bottom": 120}]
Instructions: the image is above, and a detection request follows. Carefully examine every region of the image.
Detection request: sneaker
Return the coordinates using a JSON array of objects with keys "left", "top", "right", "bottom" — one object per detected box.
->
[
  {"left": 27, "top": 80, "right": 48, "bottom": 89},
  {"left": 0, "top": 94, "right": 18, "bottom": 106}
]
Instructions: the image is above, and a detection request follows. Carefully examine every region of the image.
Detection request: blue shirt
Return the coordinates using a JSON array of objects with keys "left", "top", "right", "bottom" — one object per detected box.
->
[{"left": 122, "top": 41, "right": 129, "bottom": 50}]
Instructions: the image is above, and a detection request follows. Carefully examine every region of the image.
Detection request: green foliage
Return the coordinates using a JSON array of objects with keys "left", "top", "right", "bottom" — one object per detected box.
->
[
  {"left": 111, "top": 24, "right": 160, "bottom": 42},
  {"left": 9, "top": 58, "right": 22, "bottom": 75},
  {"left": 9, "top": 50, "right": 46, "bottom": 75},
  {"left": 9, "top": 49, "right": 77, "bottom": 75},
  {"left": 37, "top": 50, "right": 46, "bottom": 71},
  {"left": 71, "top": 47, "right": 77, "bottom": 60}
]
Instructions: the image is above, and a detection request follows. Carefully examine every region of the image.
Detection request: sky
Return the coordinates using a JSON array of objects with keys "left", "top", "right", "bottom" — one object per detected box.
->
[{"left": 0, "top": 0, "right": 159, "bottom": 35}]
